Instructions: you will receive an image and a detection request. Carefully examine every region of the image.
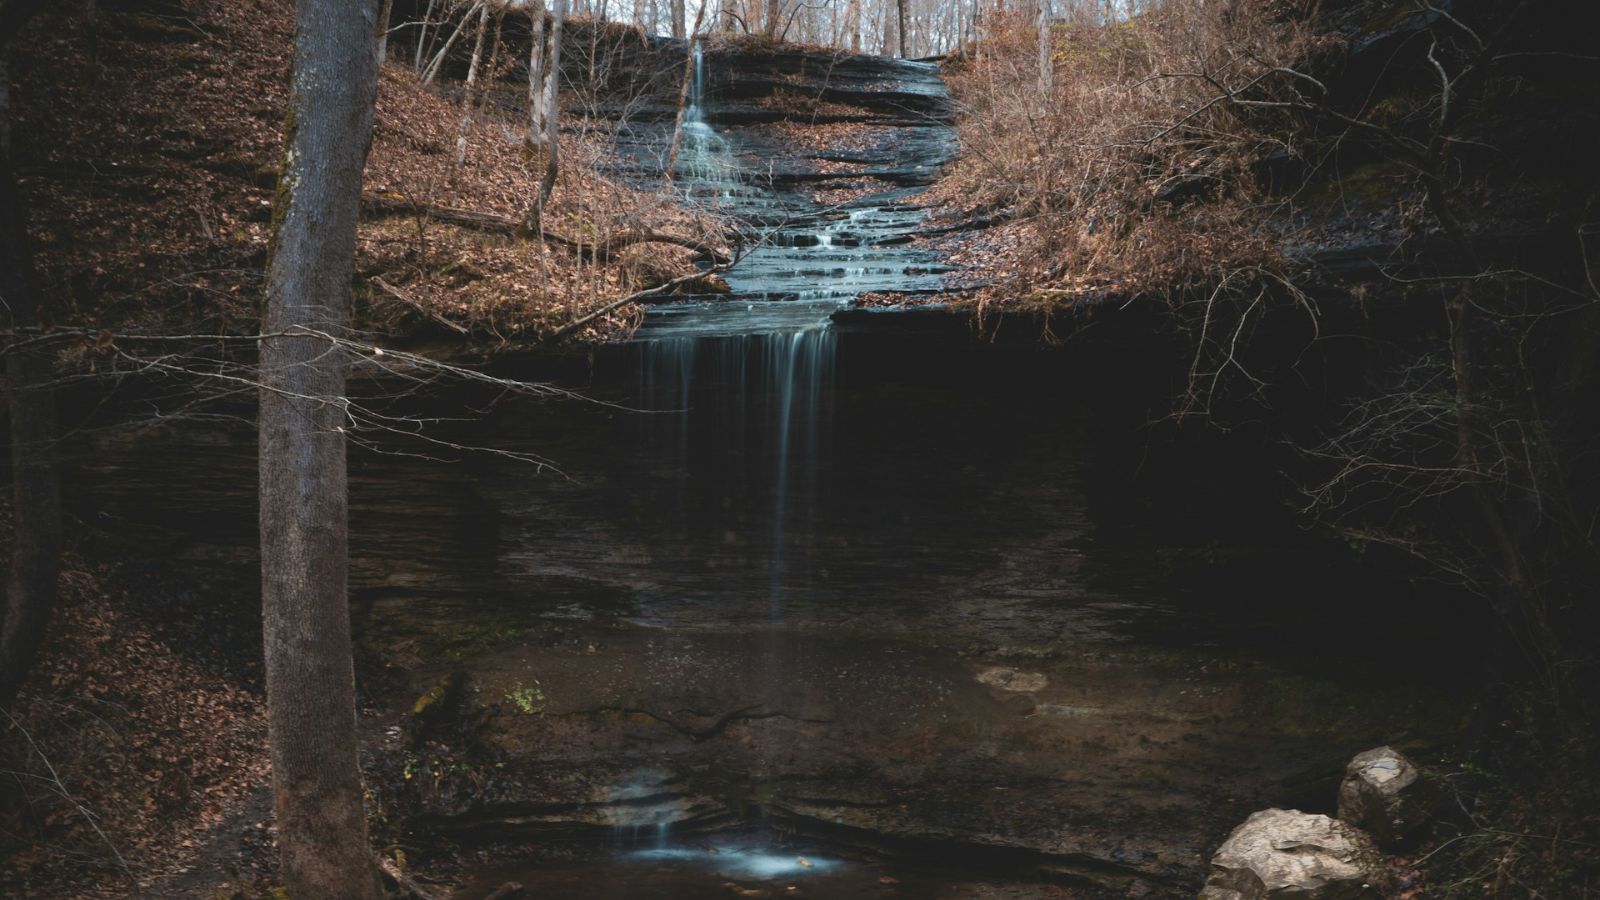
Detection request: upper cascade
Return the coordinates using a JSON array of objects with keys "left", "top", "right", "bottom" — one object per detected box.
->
[{"left": 635, "top": 42, "right": 958, "bottom": 341}]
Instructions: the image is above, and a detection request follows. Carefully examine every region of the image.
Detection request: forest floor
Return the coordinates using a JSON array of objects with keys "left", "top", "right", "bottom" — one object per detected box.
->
[
  {"left": 11, "top": 0, "right": 722, "bottom": 348},
  {"left": 0, "top": 511, "right": 272, "bottom": 897}
]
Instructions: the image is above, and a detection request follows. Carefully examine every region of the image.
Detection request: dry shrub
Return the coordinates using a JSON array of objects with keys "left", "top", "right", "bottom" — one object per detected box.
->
[{"left": 935, "top": 0, "right": 1337, "bottom": 301}]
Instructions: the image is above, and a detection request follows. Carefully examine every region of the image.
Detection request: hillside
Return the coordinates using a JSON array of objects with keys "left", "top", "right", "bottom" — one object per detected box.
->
[{"left": 10, "top": 0, "right": 717, "bottom": 345}]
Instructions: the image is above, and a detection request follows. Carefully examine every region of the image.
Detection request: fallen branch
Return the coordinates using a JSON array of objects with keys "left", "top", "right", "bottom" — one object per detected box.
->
[
  {"left": 549, "top": 267, "right": 729, "bottom": 340},
  {"left": 484, "top": 882, "right": 526, "bottom": 900},
  {"left": 369, "top": 276, "right": 470, "bottom": 335},
  {"left": 919, "top": 210, "right": 1015, "bottom": 237},
  {"left": 378, "top": 855, "right": 442, "bottom": 900},
  {"left": 362, "top": 194, "right": 730, "bottom": 263}
]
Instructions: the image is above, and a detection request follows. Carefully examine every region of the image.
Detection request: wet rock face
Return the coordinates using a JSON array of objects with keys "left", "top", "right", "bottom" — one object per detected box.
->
[
  {"left": 1337, "top": 746, "right": 1433, "bottom": 847},
  {"left": 697, "top": 46, "right": 952, "bottom": 126},
  {"left": 1200, "top": 809, "right": 1380, "bottom": 900}
]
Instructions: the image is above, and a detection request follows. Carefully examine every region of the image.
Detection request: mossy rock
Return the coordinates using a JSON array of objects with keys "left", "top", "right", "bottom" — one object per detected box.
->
[{"left": 403, "top": 671, "right": 465, "bottom": 749}]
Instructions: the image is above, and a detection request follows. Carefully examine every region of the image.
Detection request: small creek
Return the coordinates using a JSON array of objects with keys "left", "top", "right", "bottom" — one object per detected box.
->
[{"left": 61, "top": 46, "right": 1478, "bottom": 898}]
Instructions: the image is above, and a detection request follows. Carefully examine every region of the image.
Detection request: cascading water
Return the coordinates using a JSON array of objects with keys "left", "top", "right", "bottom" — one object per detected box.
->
[
  {"left": 674, "top": 42, "right": 740, "bottom": 190},
  {"left": 624, "top": 44, "right": 950, "bottom": 855}
]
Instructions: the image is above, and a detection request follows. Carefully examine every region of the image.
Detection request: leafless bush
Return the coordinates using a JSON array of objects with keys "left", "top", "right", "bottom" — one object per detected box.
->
[{"left": 938, "top": 0, "right": 1336, "bottom": 297}]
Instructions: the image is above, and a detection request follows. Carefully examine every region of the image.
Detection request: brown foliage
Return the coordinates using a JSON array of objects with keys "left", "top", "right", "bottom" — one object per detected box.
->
[
  {"left": 0, "top": 537, "right": 267, "bottom": 897},
  {"left": 929, "top": 1, "right": 1335, "bottom": 305}
]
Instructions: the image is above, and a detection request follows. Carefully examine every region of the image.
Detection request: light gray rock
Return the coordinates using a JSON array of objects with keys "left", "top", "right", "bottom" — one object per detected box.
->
[
  {"left": 1200, "top": 808, "right": 1380, "bottom": 900},
  {"left": 1338, "top": 745, "right": 1433, "bottom": 846}
]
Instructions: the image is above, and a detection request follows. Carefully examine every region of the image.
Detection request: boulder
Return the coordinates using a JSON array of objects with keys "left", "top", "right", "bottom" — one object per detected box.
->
[
  {"left": 1200, "top": 808, "right": 1380, "bottom": 900},
  {"left": 1337, "top": 746, "right": 1433, "bottom": 847}
]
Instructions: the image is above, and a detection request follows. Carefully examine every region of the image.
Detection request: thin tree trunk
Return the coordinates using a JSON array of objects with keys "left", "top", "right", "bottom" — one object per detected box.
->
[
  {"left": 527, "top": 0, "right": 547, "bottom": 143},
  {"left": 259, "top": 1, "right": 383, "bottom": 896},
  {"left": 896, "top": 0, "right": 907, "bottom": 57},
  {"left": 537, "top": 0, "right": 567, "bottom": 213},
  {"left": 764, "top": 0, "right": 779, "bottom": 37},
  {"left": 671, "top": 0, "right": 684, "bottom": 38},
  {"left": 422, "top": 0, "right": 480, "bottom": 85},
  {"left": 1037, "top": 0, "right": 1051, "bottom": 95},
  {"left": 478, "top": 7, "right": 503, "bottom": 116},
  {"left": 0, "top": 46, "right": 61, "bottom": 713},
  {"left": 454, "top": 1, "right": 490, "bottom": 169},
  {"left": 662, "top": 0, "right": 708, "bottom": 184},
  {"left": 377, "top": 0, "right": 393, "bottom": 61},
  {"left": 414, "top": 0, "right": 437, "bottom": 70}
]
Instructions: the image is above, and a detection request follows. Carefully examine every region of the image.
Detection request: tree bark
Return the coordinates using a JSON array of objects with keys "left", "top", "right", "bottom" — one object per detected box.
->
[
  {"left": 414, "top": 0, "right": 437, "bottom": 70},
  {"left": 376, "top": 0, "right": 393, "bottom": 61},
  {"left": 453, "top": 1, "right": 490, "bottom": 169},
  {"left": 671, "top": 0, "right": 684, "bottom": 39},
  {"left": 0, "top": 42, "right": 61, "bottom": 713},
  {"left": 259, "top": 1, "right": 383, "bottom": 897},
  {"left": 765, "top": 0, "right": 780, "bottom": 37},
  {"left": 422, "top": 0, "right": 480, "bottom": 85},
  {"left": 527, "top": 0, "right": 547, "bottom": 143},
  {"left": 536, "top": 0, "right": 566, "bottom": 214},
  {"left": 1037, "top": 0, "right": 1052, "bottom": 95},
  {"left": 896, "top": 0, "right": 908, "bottom": 57}
]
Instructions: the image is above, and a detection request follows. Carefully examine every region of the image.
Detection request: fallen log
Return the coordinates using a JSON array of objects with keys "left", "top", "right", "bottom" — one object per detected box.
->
[
  {"left": 548, "top": 267, "right": 730, "bottom": 340},
  {"left": 378, "top": 856, "right": 443, "bottom": 900},
  {"left": 361, "top": 194, "right": 731, "bottom": 263}
]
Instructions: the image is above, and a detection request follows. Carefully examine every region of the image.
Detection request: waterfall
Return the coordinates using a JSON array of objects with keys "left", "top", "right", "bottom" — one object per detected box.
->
[
  {"left": 675, "top": 41, "right": 737, "bottom": 188},
  {"left": 634, "top": 329, "right": 835, "bottom": 612}
]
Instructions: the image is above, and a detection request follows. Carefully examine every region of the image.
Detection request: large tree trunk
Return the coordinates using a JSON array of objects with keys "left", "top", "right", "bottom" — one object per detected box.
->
[
  {"left": 0, "top": 43, "right": 61, "bottom": 713},
  {"left": 259, "top": 1, "right": 383, "bottom": 897}
]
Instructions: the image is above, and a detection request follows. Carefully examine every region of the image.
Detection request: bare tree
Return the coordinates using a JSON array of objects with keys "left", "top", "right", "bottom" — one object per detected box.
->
[
  {"left": 0, "top": 0, "right": 59, "bottom": 713},
  {"left": 537, "top": 0, "right": 567, "bottom": 214},
  {"left": 258, "top": 0, "right": 384, "bottom": 895},
  {"left": 528, "top": 0, "right": 548, "bottom": 141},
  {"left": 1037, "top": 0, "right": 1052, "bottom": 94},
  {"left": 896, "top": 0, "right": 908, "bottom": 56},
  {"left": 377, "top": 0, "right": 394, "bottom": 60},
  {"left": 672, "top": 0, "right": 685, "bottom": 38},
  {"left": 454, "top": 0, "right": 491, "bottom": 168}
]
